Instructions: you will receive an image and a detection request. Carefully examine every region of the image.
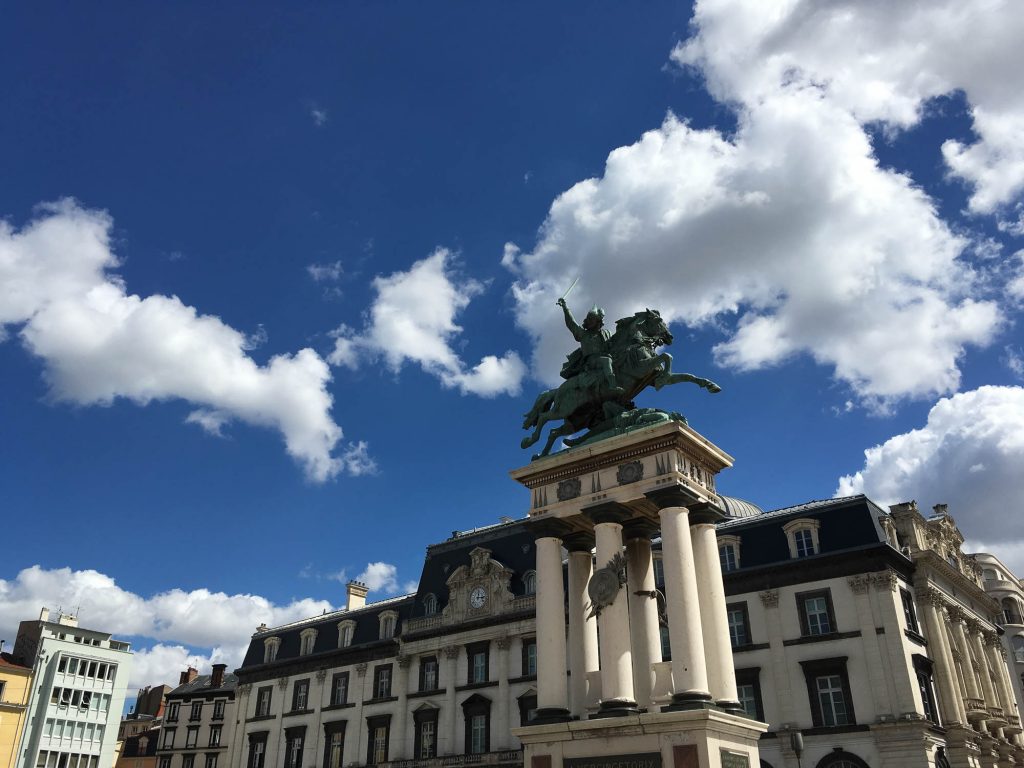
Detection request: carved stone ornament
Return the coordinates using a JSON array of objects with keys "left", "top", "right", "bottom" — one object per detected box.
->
[
  {"left": 587, "top": 553, "right": 628, "bottom": 619},
  {"left": 616, "top": 460, "right": 644, "bottom": 486},
  {"left": 443, "top": 645, "right": 460, "bottom": 660},
  {"left": 355, "top": 662, "right": 368, "bottom": 677},
  {"left": 557, "top": 477, "right": 582, "bottom": 502},
  {"left": 871, "top": 570, "right": 898, "bottom": 592},
  {"left": 315, "top": 668, "right": 328, "bottom": 683},
  {"left": 847, "top": 575, "right": 871, "bottom": 595},
  {"left": 276, "top": 677, "right": 289, "bottom": 690},
  {"left": 759, "top": 589, "right": 779, "bottom": 608},
  {"left": 496, "top": 635, "right": 512, "bottom": 650},
  {"left": 238, "top": 684, "right": 252, "bottom": 696},
  {"left": 397, "top": 654, "right": 411, "bottom": 669}
]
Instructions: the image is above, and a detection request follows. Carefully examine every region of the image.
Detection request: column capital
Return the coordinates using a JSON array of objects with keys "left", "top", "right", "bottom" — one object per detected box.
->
[
  {"left": 759, "top": 589, "right": 779, "bottom": 608},
  {"left": 526, "top": 518, "right": 572, "bottom": 541},
  {"left": 645, "top": 484, "right": 701, "bottom": 510},
  {"left": 622, "top": 518, "right": 660, "bottom": 540},
  {"left": 582, "top": 501, "right": 633, "bottom": 525},
  {"left": 563, "top": 531, "right": 596, "bottom": 552}
]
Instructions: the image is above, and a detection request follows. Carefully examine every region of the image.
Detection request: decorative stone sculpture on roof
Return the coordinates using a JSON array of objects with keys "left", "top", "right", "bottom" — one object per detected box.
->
[{"left": 520, "top": 296, "right": 720, "bottom": 458}]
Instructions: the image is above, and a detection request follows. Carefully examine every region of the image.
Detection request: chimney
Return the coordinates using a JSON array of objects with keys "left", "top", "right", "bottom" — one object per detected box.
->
[
  {"left": 211, "top": 663, "right": 226, "bottom": 688},
  {"left": 346, "top": 580, "right": 369, "bottom": 611},
  {"left": 40, "top": 607, "right": 50, "bottom": 623},
  {"left": 933, "top": 503, "right": 949, "bottom": 516},
  {"left": 179, "top": 666, "right": 199, "bottom": 686}
]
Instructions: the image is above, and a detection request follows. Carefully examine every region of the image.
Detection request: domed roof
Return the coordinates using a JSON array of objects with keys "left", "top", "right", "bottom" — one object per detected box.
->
[{"left": 719, "top": 495, "right": 764, "bottom": 518}]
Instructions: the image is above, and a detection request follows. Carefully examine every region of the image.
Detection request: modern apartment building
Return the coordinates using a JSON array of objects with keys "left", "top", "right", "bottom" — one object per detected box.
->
[{"left": 11, "top": 609, "right": 132, "bottom": 768}]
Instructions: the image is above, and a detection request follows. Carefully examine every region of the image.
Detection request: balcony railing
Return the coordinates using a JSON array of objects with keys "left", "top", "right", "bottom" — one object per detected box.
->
[
  {"left": 1005, "top": 714, "right": 1022, "bottom": 734},
  {"left": 965, "top": 698, "right": 987, "bottom": 721},
  {"left": 384, "top": 750, "right": 523, "bottom": 768},
  {"left": 404, "top": 596, "right": 536, "bottom": 635},
  {"left": 987, "top": 706, "right": 1008, "bottom": 726}
]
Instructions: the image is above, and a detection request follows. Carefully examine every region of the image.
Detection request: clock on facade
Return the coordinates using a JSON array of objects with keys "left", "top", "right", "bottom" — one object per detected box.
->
[{"left": 469, "top": 587, "right": 487, "bottom": 608}]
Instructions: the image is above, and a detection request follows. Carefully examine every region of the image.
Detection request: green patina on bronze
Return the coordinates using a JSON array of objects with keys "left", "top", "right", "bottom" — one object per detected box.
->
[{"left": 520, "top": 297, "right": 720, "bottom": 459}]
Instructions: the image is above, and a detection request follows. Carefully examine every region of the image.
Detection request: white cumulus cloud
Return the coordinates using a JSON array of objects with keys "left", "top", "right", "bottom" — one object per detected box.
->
[
  {"left": 355, "top": 562, "right": 416, "bottom": 595},
  {"left": 837, "top": 386, "right": 1024, "bottom": 556},
  {"left": 674, "top": 0, "right": 1024, "bottom": 215},
  {"left": 0, "top": 199, "right": 363, "bottom": 481},
  {"left": 330, "top": 248, "right": 526, "bottom": 397},
  {"left": 0, "top": 565, "right": 337, "bottom": 687}
]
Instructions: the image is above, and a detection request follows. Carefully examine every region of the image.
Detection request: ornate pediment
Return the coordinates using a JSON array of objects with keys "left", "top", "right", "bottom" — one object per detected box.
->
[{"left": 441, "top": 547, "right": 515, "bottom": 624}]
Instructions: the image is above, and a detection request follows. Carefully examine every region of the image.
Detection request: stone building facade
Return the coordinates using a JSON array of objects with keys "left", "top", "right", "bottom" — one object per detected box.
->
[
  {"left": 218, "top": 494, "right": 1023, "bottom": 768},
  {"left": 155, "top": 666, "right": 237, "bottom": 768}
]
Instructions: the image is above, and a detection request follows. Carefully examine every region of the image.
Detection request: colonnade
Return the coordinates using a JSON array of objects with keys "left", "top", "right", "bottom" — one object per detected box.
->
[{"left": 531, "top": 488, "right": 742, "bottom": 721}]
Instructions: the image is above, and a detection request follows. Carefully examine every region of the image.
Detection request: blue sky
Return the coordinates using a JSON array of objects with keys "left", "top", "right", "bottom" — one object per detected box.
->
[{"left": 2, "top": 1, "right": 1023, "bottom": 689}]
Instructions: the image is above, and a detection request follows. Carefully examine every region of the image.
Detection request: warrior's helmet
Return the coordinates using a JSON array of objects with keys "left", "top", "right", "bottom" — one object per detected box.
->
[{"left": 582, "top": 305, "right": 605, "bottom": 331}]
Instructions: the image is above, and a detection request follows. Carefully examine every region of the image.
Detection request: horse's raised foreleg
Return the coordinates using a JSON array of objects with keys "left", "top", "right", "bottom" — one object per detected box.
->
[
  {"left": 522, "top": 389, "right": 556, "bottom": 430},
  {"left": 652, "top": 353, "right": 721, "bottom": 393}
]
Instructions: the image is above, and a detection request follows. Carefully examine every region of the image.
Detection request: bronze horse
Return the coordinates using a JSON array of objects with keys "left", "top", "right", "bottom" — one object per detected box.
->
[{"left": 521, "top": 309, "right": 720, "bottom": 457}]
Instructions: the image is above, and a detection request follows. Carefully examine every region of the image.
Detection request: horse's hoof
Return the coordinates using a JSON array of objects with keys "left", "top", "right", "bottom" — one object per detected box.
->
[
  {"left": 520, "top": 438, "right": 532, "bottom": 449},
  {"left": 708, "top": 384, "right": 722, "bottom": 393}
]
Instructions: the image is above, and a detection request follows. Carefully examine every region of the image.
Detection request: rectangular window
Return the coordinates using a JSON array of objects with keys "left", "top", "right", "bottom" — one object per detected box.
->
[
  {"left": 205, "top": 757, "right": 217, "bottom": 768},
  {"left": 901, "top": 588, "right": 920, "bottom": 633},
  {"left": 58, "top": 657, "right": 68, "bottom": 673},
  {"left": 419, "top": 658, "right": 438, "bottom": 692},
  {"left": 795, "top": 529, "right": 815, "bottom": 557},
  {"left": 727, "top": 603, "right": 750, "bottom": 647},
  {"left": 800, "top": 657, "right": 856, "bottom": 728},
  {"left": 797, "top": 590, "right": 835, "bottom": 636},
  {"left": 292, "top": 679, "right": 310, "bottom": 711},
  {"left": 212, "top": 700, "right": 225, "bottom": 720},
  {"left": 913, "top": 654, "right": 939, "bottom": 724},
  {"left": 366, "top": 719, "right": 390, "bottom": 766},
  {"left": 374, "top": 665, "right": 392, "bottom": 699},
  {"left": 737, "top": 685, "right": 757, "bottom": 718},
  {"left": 419, "top": 720, "right": 436, "bottom": 759},
  {"left": 183, "top": 756, "right": 195, "bottom": 768},
  {"left": 67, "top": 658, "right": 78, "bottom": 675},
  {"left": 186, "top": 728, "right": 198, "bottom": 748},
  {"left": 247, "top": 737, "right": 267, "bottom": 768},
  {"left": 166, "top": 702, "right": 180, "bottom": 722},
  {"left": 326, "top": 732, "right": 345, "bottom": 768},
  {"left": 162, "top": 729, "right": 176, "bottom": 749},
  {"left": 190, "top": 702, "right": 203, "bottom": 721},
  {"left": 255, "top": 687, "right": 272, "bottom": 717},
  {"left": 719, "top": 544, "right": 738, "bottom": 572},
  {"left": 522, "top": 640, "right": 537, "bottom": 677},
  {"left": 466, "top": 642, "right": 490, "bottom": 684},
  {"left": 817, "top": 675, "right": 849, "bottom": 726},
  {"left": 469, "top": 714, "right": 487, "bottom": 754},
  {"left": 209, "top": 725, "right": 222, "bottom": 747},
  {"left": 284, "top": 732, "right": 304, "bottom": 768},
  {"left": 653, "top": 556, "right": 664, "bottom": 586},
  {"left": 331, "top": 673, "right": 349, "bottom": 706},
  {"left": 158, "top": 757, "right": 171, "bottom": 768}
]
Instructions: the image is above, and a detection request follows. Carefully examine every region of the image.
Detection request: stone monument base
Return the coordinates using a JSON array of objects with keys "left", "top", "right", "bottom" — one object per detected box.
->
[{"left": 513, "top": 709, "right": 766, "bottom": 768}]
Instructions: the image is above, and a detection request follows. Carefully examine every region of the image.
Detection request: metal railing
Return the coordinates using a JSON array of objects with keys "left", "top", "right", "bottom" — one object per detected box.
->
[{"left": 383, "top": 750, "right": 523, "bottom": 768}]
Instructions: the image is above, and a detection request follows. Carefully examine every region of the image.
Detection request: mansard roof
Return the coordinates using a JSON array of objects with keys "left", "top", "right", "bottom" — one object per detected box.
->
[{"left": 168, "top": 672, "right": 238, "bottom": 699}]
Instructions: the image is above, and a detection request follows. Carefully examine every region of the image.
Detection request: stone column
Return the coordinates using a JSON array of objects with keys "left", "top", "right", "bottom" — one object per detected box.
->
[
  {"left": 441, "top": 646, "right": 459, "bottom": 753},
  {"left": 985, "top": 633, "right": 1015, "bottom": 719},
  {"left": 494, "top": 637, "right": 511, "bottom": 749},
  {"left": 949, "top": 611, "right": 983, "bottom": 702},
  {"left": 916, "top": 590, "right": 966, "bottom": 726},
  {"left": 849, "top": 575, "right": 897, "bottom": 718},
  {"left": 390, "top": 655, "right": 410, "bottom": 759},
  {"left": 969, "top": 621, "right": 1000, "bottom": 708},
  {"left": 589, "top": 510, "right": 638, "bottom": 715},
  {"left": 625, "top": 522, "right": 661, "bottom": 711},
  {"left": 651, "top": 495, "right": 711, "bottom": 709},
  {"left": 534, "top": 534, "right": 571, "bottom": 721},
  {"left": 566, "top": 534, "right": 599, "bottom": 718},
  {"left": 691, "top": 518, "right": 740, "bottom": 713}
]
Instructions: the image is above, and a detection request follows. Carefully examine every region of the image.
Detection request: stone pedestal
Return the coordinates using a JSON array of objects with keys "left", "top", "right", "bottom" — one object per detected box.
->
[{"left": 511, "top": 420, "right": 765, "bottom": 768}]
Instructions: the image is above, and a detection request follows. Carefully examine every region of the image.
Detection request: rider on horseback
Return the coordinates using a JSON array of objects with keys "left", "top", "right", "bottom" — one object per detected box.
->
[{"left": 556, "top": 297, "right": 624, "bottom": 396}]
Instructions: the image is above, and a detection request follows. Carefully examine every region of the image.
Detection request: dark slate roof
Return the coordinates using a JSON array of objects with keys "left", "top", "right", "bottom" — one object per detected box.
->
[
  {"left": 168, "top": 672, "right": 238, "bottom": 699},
  {"left": 715, "top": 494, "right": 888, "bottom": 568},
  {"left": 411, "top": 519, "right": 537, "bottom": 618},
  {"left": 239, "top": 593, "right": 415, "bottom": 669},
  {"left": 0, "top": 651, "right": 31, "bottom": 671}
]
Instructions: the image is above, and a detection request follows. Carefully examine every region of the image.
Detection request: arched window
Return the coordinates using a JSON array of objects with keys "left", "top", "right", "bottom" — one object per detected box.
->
[
  {"left": 379, "top": 611, "right": 398, "bottom": 639},
  {"left": 814, "top": 750, "right": 870, "bottom": 768},
  {"left": 522, "top": 571, "right": 537, "bottom": 595},
  {"left": 423, "top": 593, "right": 438, "bottom": 616},
  {"left": 983, "top": 569, "right": 999, "bottom": 581},
  {"left": 337, "top": 620, "right": 356, "bottom": 648},
  {"left": 1002, "top": 598, "right": 1022, "bottom": 625},
  {"left": 263, "top": 636, "right": 281, "bottom": 663},
  {"left": 299, "top": 628, "right": 317, "bottom": 656},
  {"left": 718, "top": 535, "right": 741, "bottom": 571},
  {"left": 782, "top": 519, "right": 821, "bottom": 558}
]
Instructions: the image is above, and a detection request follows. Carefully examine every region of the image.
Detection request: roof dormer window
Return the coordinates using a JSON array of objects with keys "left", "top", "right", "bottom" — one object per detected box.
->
[
  {"left": 338, "top": 620, "right": 356, "bottom": 648},
  {"left": 718, "top": 535, "right": 741, "bottom": 572},
  {"left": 783, "top": 519, "right": 821, "bottom": 559},
  {"left": 423, "top": 594, "right": 438, "bottom": 616},
  {"left": 299, "top": 628, "right": 317, "bottom": 656},
  {"left": 263, "top": 637, "right": 281, "bottom": 664},
  {"left": 379, "top": 611, "right": 398, "bottom": 640}
]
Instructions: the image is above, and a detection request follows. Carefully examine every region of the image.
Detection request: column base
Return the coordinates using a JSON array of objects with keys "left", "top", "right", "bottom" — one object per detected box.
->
[
  {"left": 662, "top": 691, "right": 715, "bottom": 712},
  {"left": 530, "top": 707, "right": 573, "bottom": 725},
  {"left": 716, "top": 699, "right": 746, "bottom": 716},
  {"left": 591, "top": 698, "right": 640, "bottom": 718}
]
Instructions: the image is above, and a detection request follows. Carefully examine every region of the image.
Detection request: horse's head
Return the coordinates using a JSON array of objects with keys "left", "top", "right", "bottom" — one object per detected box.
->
[{"left": 639, "top": 308, "right": 672, "bottom": 345}]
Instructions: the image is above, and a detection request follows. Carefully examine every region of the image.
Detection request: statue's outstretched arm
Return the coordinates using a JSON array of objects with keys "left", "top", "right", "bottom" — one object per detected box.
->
[{"left": 556, "top": 298, "right": 584, "bottom": 341}]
